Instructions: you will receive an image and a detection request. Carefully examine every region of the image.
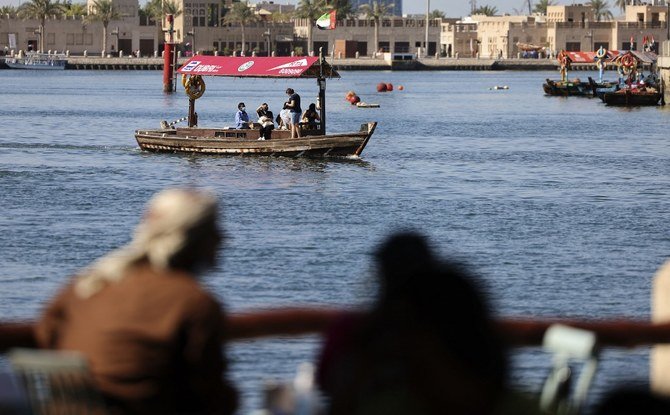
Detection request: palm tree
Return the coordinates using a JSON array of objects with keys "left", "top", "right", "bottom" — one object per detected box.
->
[
  {"left": 613, "top": 0, "right": 628, "bottom": 13},
  {"left": 472, "top": 5, "right": 498, "bottom": 16},
  {"left": 532, "top": 0, "right": 554, "bottom": 15},
  {"left": 0, "top": 5, "right": 18, "bottom": 15},
  {"left": 63, "top": 1, "right": 86, "bottom": 17},
  {"left": 223, "top": 1, "right": 257, "bottom": 56},
  {"left": 17, "top": 0, "right": 65, "bottom": 52},
  {"left": 428, "top": 9, "right": 446, "bottom": 19},
  {"left": 144, "top": 0, "right": 181, "bottom": 43},
  {"left": 294, "top": 0, "right": 326, "bottom": 56},
  {"left": 329, "top": 0, "right": 354, "bottom": 18},
  {"left": 589, "top": 0, "right": 613, "bottom": 21},
  {"left": 87, "top": 0, "right": 121, "bottom": 54},
  {"left": 359, "top": 1, "right": 394, "bottom": 56}
]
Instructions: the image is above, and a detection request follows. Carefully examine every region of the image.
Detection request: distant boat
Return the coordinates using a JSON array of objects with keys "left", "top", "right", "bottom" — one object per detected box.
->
[
  {"left": 5, "top": 52, "right": 67, "bottom": 70},
  {"left": 602, "top": 88, "right": 661, "bottom": 106}
]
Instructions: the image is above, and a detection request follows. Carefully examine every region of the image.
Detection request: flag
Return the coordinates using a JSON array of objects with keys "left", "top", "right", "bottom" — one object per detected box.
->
[
  {"left": 630, "top": 35, "right": 634, "bottom": 49},
  {"left": 316, "top": 10, "right": 337, "bottom": 30},
  {"left": 651, "top": 35, "right": 655, "bottom": 44}
]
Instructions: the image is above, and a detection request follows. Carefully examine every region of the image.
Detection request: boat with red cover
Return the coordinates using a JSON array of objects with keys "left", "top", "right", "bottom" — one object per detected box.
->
[{"left": 135, "top": 54, "right": 376, "bottom": 157}]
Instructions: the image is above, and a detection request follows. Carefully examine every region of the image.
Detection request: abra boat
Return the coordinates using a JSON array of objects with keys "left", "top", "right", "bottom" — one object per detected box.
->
[
  {"left": 602, "top": 88, "right": 661, "bottom": 106},
  {"left": 135, "top": 54, "right": 376, "bottom": 157},
  {"left": 5, "top": 52, "right": 67, "bottom": 70}
]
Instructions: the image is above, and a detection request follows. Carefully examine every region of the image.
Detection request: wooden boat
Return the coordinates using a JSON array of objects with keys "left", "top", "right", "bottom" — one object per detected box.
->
[
  {"left": 543, "top": 78, "right": 593, "bottom": 96},
  {"left": 135, "top": 54, "right": 377, "bottom": 158},
  {"left": 602, "top": 88, "right": 661, "bottom": 106},
  {"left": 5, "top": 52, "right": 67, "bottom": 70}
]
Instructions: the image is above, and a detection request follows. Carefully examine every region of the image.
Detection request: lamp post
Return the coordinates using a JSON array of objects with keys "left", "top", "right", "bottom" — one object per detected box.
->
[
  {"left": 425, "top": 0, "right": 430, "bottom": 57},
  {"left": 187, "top": 29, "right": 195, "bottom": 56},
  {"left": 111, "top": 26, "right": 119, "bottom": 55}
]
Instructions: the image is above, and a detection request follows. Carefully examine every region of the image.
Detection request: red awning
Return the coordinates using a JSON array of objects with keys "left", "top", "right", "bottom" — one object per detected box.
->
[
  {"left": 177, "top": 56, "right": 340, "bottom": 79},
  {"left": 565, "top": 51, "right": 596, "bottom": 63}
]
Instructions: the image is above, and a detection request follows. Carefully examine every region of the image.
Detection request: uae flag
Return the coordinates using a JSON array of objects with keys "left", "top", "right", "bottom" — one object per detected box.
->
[{"left": 316, "top": 10, "right": 337, "bottom": 30}]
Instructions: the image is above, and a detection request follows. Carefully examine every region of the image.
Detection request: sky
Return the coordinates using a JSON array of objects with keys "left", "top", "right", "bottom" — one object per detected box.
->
[{"left": 0, "top": 0, "right": 584, "bottom": 19}]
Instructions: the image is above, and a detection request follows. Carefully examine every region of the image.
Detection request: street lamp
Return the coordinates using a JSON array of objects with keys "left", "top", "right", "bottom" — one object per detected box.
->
[
  {"left": 264, "top": 29, "right": 272, "bottom": 56},
  {"left": 111, "top": 26, "right": 119, "bottom": 55},
  {"left": 425, "top": 0, "right": 430, "bottom": 57}
]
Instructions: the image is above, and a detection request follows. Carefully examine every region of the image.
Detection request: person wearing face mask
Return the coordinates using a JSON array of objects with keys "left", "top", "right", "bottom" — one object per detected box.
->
[{"left": 235, "top": 102, "right": 251, "bottom": 129}]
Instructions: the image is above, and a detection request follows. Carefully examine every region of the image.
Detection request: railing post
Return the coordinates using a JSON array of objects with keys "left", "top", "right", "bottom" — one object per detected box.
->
[{"left": 651, "top": 260, "right": 670, "bottom": 395}]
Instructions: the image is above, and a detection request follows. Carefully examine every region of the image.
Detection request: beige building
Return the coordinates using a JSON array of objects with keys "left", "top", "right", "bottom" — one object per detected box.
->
[{"left": 294, "top": 16, "right": 442, "bottom": 57}]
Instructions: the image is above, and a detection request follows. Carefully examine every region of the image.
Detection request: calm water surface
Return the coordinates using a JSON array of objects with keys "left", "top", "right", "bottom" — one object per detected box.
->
[{"left": 0, "top": 69, "right": 668, "bottom": 412}]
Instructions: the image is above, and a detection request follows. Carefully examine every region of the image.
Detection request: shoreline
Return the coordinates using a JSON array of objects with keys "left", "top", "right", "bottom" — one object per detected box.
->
[{"left": 0, "top": 55, "right": 597, "bottom": 71}]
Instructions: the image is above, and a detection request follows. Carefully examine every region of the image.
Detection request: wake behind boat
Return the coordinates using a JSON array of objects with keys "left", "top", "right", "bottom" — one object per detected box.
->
[
  {"left": 5, "top": 52, "right": 67, "bottom": 70},
  {"left": 135, "top": 54, "right": 376, "bottom": 158}
]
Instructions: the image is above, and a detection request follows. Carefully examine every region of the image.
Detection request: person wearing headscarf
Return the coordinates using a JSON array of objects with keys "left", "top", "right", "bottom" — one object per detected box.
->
[{"left": 35, "top": 188, "right": 238, "bottom": 414}]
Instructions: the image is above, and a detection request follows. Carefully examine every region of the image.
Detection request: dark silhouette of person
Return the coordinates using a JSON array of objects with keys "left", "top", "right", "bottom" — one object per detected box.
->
[
  {"left": 594, "top": 387, "right": 670, "bottom": 415},
  {"left": 35, "top": 188, "right": 238, "bottom": 414},
  {"left": 317, "top": 232, "right": 508, "bottom": 414}
]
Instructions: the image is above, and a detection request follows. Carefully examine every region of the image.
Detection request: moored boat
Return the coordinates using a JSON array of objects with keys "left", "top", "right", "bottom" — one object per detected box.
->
[
  {"left": 602, "top": 88, "right": 661, "bottom": 106},
  {"left": 5, "top": 52, "right": 67, "bottom": 70},
  {"left": 135, "top": 54, "right": 377, "bottom": 158}
]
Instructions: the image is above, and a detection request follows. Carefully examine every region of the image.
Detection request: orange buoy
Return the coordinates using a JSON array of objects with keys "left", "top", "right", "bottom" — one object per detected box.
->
[
  {"left": 376, "top": 83, "right": 388, "bottom": 92},
  {"left": 386, "top": 83, "right": 394, "bottom": 91},
  {"left": 398, "top": 85, "right": 404, "bottom": 91},
  {"left": 345, "top": 90, "right": 356, "bottom": 100}
]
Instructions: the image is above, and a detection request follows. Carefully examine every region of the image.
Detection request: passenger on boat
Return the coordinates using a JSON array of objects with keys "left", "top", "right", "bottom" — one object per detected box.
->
[
  {"left": 235, "top": 102, "right": 251, "bottom": 129},
  {"left": 316, "top": 232, "right": 510, "bottom": 415},
  {"left": 285, "top": 88, "right": 302, "bottom": 138},
  {"left": 34, "top": 188, "right": 238, "bottom": 415},
  {"left": 256, "top": 103, "right": 275, "bottom": 140},
  {"left": 301, "top": 103, "right": 320, "bottom": 129},
  {"left": 278, "top": 104, "right": 291, "bottom": 130}
]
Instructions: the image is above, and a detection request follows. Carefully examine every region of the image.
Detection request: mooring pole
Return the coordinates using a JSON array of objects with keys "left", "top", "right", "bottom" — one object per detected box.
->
[
  {"left": 318, "top": 47, "right": 326, "bottom": 135},
  {"left": 162, "top": 14, "right": 176, "bottom": 93}
]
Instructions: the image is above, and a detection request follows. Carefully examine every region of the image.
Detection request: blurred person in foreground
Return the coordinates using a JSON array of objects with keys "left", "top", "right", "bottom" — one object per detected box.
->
[
  {"left": 34, "top": 188, "right": 238, "bottom": 414},
  {"left": 316, "top": 232, "right": 519, "bottom": 415}
]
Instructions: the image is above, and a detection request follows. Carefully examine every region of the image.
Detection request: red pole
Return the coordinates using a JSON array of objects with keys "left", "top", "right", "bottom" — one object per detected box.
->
[
  {"left": 162, "top": 14, "right": 176, "bottom": 93},
  {"left": 163, "top": 42, "right": 173, "bottom": 93}
]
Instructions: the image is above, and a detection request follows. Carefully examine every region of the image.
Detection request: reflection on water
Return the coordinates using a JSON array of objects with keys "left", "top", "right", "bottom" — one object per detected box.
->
[{"left": 0, "top": 69, "right": 668, "bottom": 412}]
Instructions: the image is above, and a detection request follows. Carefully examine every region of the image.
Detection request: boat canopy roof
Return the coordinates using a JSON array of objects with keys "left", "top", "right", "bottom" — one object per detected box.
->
[{"left": 177, "top": 56, "right": 340, "bottom": 79}]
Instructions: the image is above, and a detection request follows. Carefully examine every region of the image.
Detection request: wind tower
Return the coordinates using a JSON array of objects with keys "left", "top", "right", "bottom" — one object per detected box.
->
[{"left": 469, "top": 0, "right": 477, "bottom": 14}]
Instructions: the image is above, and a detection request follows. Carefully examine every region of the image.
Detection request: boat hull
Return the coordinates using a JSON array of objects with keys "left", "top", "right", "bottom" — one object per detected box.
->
[
  {"left": 543, "top": 79, "right": 594, "bottom": 97},
  {"left": 603, "top": 90, "right": 661, "bottom": 106},
  {"left": 135, "top": 122, "right": 377, "bottom": 157}
]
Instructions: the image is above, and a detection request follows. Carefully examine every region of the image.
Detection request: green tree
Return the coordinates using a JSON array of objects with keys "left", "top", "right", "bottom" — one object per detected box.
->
[
  {"left": 589, "top": 0, "right": 613, "bottom": 21},
  {"left": 329, "top": 0, "right": 354, "bottom": 18},
  {"left": 532, "top": 0, "right": 554, "bottom": 15},
  {"left": 359, "top": 0, "right": 394, "bottom": 56},
  {"left": 472, "top": 5, "right": 498, "bottom": 16},
  {"left": 63, "top": 1, "right": 86, "bottom": 17},
  {"left": 86, "top": 0, "right": 121, "bottom": 54},
  {"left": 613, "top": 0, "right": 628, "bottom": 13},
  {"left": 294, "top": 0, "right": 326, "bottom": 56},
  {"left": 0, "top": 5, "right": 18, "bottom": 15},
  {"left": 17, "top": 0, "right": 65, "bottom": 52},
  {"left": 144, "top": 0, "right": 181, "bottom": 43},
  {"left": 428, "top": 9, "right": 446, "bottom": 19},
  {"left": 223, "top": 1, "right": 258, "bottom": 55}
]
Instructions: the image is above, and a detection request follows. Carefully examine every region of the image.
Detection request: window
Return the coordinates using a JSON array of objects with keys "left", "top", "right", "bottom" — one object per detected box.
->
[
  {"left": 378, "top": 41, "right": 390, "bottom": 52},
  {"left": 565, "top": 42, "right": 580, "bottom": 51},
  {"left": 395, "top": 41, "right": 409, "bottom": 53}
]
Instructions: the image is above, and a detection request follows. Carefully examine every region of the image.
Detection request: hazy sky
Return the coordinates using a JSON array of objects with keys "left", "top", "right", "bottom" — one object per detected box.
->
[{"left": 0, "top": 1, "right": 616, "bottom": 20}]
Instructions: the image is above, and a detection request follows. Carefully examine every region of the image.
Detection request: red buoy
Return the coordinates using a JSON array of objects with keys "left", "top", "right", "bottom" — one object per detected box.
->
[
  {"left": 376, "top": 83, "right": 388, "bottom": 92},
  {"left": 386, "top": 83, "right": 394, "bottom": 91}
]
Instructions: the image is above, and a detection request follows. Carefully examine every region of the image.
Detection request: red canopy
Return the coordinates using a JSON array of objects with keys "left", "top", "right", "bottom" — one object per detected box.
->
[{"left": 177, "top": 56, "right": 340, "bottom": 78}]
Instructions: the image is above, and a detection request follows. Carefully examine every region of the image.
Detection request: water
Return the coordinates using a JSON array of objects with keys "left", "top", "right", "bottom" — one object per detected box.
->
[{"left": 0, "top": 69, "right": 668, "bottom": 412}]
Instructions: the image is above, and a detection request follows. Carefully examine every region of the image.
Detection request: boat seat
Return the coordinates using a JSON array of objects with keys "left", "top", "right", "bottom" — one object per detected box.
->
[{"left": 8, "top": 348, "right": 108, "bottom": 415}]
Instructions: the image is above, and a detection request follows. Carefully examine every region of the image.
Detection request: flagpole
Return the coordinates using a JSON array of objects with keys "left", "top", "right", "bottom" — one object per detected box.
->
[{"left": 425, "top": 0, "right": 430, "bottom": 57}]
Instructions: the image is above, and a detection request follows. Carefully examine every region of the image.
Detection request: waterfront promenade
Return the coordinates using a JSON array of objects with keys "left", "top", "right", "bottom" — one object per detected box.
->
[{"left": 0, "top": 55, "right": 579, "bottom": 71}]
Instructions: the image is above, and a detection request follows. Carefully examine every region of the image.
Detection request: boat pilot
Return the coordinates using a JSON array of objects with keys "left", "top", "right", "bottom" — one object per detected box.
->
[{"left": 235, "top": 102, "right": 251, "bottom": 129}]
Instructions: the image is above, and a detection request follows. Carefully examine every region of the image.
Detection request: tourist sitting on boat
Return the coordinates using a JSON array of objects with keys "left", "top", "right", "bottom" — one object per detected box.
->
[
  {"left": 278, "top": 106, "right": 291, "bottom": 130},
  {"left": 316, "top": 231, "right": 509, "bottom": 414},
  {"left": 34, "top": 188, "right": 238, "bottom": 414},
  {"left": 235, "top": 102, "right": 252, "bottom": 129},
  {"left": 285, "top": 88, "right": 302, "bottom": 138},
  {"left": 301, "top": 103, "right": 320, "bottom": 129},
  {"left": 256, "top": 103, "right": 275, "bottom": 140}
]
